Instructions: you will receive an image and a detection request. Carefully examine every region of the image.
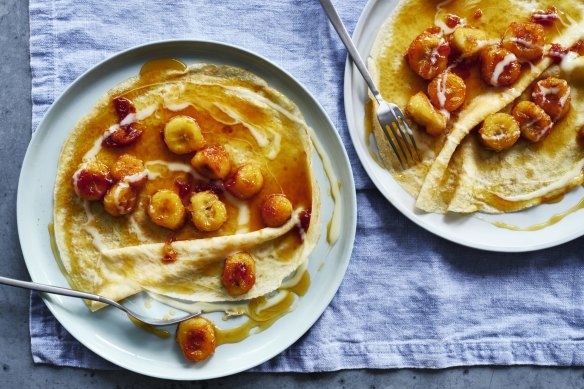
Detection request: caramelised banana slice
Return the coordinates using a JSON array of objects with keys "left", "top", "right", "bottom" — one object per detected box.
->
[
  {"left": 452, "top": 27, "right": 489, "bottom": 58},
  {"left": 221, "top": 252, "right": 256, "bottom": 296},
  {"left": 163, "top": 115, "right": 206, "bottom": 155},
  {"left": 147, "top": 189, "right": 186, "bottom": 230},
  {"left": 502, "top": 22, "right": 545, "bottom": 62},
  {"left": 479, "top": 113, "right": 520, "bottom": 151},
  {"left": 103, "top": 182, "right": 138, "bottom": 217},
  {"left": 512, "top": 101, "right": 553, "bottom": 142},
  {"left": 261, "top": 194, "right": 293, "bottom": 228},
  {"left": 532, "top": 77, "right": 571, "bottom": 121},
  {"left": 190, "top": 190, "right": 227, "bottom": 232},
  {"left": 176, "top": 317, "right": 217, "bottom": 362},
  {"left": 225, "top": 164, "right": 264, "bottom": 199},
  {"left": 406, "top": 91, "right": 447, "bottom": 136},
  {"left": 428, "top": 72, "right": 466, "bottom": 112},
  {"left": 191, "top": 145, "right": 232, "bottom": 180}
]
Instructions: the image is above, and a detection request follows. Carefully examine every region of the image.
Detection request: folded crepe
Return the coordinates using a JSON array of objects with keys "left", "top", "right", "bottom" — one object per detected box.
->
[
  {"left": 369, "top": 0, "right": 584, "bottom": 214},
  {"left": 53, "top": 63, "right": 320, "bottom": 310}
]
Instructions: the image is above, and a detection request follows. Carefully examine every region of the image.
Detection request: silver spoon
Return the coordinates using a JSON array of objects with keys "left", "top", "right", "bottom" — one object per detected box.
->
[{"left": 0, "top": 275, "right": 201, "bottom": 327}]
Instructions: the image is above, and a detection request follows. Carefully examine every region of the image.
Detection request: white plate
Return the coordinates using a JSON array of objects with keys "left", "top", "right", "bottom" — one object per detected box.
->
[
  {"left": 17, "top": 40, "right": 356, "bottom": 379},
  {"left": 345, "top": 0, "right": 584, "bottom": 252}
]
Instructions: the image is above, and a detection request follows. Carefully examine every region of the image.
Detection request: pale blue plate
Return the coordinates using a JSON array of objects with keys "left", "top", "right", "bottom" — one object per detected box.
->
[{"left": 17, "top": 40, "right": 357, "bottom": 379}]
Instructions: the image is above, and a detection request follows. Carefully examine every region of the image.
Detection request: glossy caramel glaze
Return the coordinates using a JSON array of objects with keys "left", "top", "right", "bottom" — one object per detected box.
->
[
  {"left": 55, "top": 59, "right": 320, "bottom": 308},
  {"left": 367, "top": 0, "right": 584, "bottom": 214}
]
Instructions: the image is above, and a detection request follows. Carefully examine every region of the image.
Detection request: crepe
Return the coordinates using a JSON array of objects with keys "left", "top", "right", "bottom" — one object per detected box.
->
[
  {"left": 53, "top": 62, "right": 321, "bottom": 310},
  {"left": 368, "top": 0, "right": 584, "bottom": 213}
]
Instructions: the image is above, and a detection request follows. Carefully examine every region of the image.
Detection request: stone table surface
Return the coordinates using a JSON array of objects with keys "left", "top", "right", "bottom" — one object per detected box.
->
[{"left": 2, "top": 0, "right": 584, "bottom": 388}]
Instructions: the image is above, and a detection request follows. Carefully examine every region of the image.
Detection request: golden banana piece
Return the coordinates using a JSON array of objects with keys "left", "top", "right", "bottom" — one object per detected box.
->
[
  {"left": 225, "top": 164, "right": 264, "bottom": 199},
  {"left": 479, "top": 113, "right": 520, "bottom": 151},
  {"left": 147, "top": 189, "right": 186, "bottom": 230},
  {"left": 261, "top": 194, "right": 293, "bottom": 228},
  {"left": 512, "top": 101, "right": 553, "bottom": 142},
  {"left": 406, "top": 91, "right": 447, "bottom": 136},
  {"left": 190, "top": 190, "right": 227, "bottom": 232},
  {"left": 164, "top": 115, "right": 206, "bottom": 155},
  {"left": 221, "top": 252, "right": 256, "bottom": 296},
  {"left": 452, "top": 27, "right": 489, "bottom": 58},
  {"left": 191, "top": 145, "right": 231, "bottom": 180},
  {"left": 103, "top": 182, "right": 138, "bottom": 217}
]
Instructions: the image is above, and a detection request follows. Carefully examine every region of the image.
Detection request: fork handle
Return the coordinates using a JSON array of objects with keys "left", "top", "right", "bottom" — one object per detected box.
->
[
  {"left": 0, "top": 275, "right": 107, "bottom": 304},
  {"left": 319, "top": 0, "right": 382, "bottom": 100}
]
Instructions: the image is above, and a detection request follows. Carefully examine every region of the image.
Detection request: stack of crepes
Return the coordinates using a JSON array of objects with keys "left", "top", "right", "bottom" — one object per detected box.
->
[
  {"left": 53, "top": 64, "right": 320, "bottom": 310},
  {"left": 368, "top": 0, "right": 584, "bottom": 213}
]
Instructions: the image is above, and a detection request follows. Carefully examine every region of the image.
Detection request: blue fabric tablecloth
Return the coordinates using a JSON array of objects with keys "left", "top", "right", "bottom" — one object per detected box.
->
[{"left": 29, "top": 0, "right": 584, "bottom": 371}]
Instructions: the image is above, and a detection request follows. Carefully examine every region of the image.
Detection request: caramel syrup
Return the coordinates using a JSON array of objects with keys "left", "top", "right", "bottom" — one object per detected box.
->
[
  {"left": 127, "top": 314, "right": 171, "bottom": 339},
  {"left": 488, "top": 196, "right": 584, "bottom": 231},
  {"left": 286, "top": 270, "right": 310, "bottom": 297},
  {"left": 139, "top": 58, "right": 187, "bottom": 78},
  {"left": 215, "top": 292, "right": 296, "bottom": 346}
]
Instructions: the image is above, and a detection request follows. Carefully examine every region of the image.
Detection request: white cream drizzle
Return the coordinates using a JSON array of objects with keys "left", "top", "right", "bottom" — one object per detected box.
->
[
  {"left": 434, "top": 0, "right": 465, "bottom": 34},
  {"left": 119, "top": 104, "right": 158, "bottom": 126},
  {"left": 212, "top": 101, "right": 281, "bottom": 160},
  {"left": 71, "top": 164, "right": 85, "bottom": 196},
  {"left": 145, "top": 160, "right": 205, "bottom": 180},
  {"left": 128, "top": 212, "right": 148, "bottom": 242},
  {"left": 435, "top": 72, "right": 451, "bottom": 119},
  {"left": 435, "top": 19, "right": 465, "bottom": 35},
  {"left": 534, "top": 84, "right": 570, "bottom": 114},
  {"left": 222, "top": 85, "right": 305, "bottom": 125},
  {"left": 509, "top": 37, "right": 540, "bottom": 49},
  {"left": 491, "top": 53, "right": 518, "bottom": 86},
  {"left": 241, "top": 122, "right": 270, "bottom": 147},
  {"left": 82, "top": 136, "right": 104, "bottom": 162},
  {"left": 223, "top": 191, "right": 251, "bottom": 234},
  {"left": 124, "top": 170, "right": 148, "bottom": 185},
  {"left": 307, "top": 126, "right": 341, "bottom": 245},
  {"left": 560, "top": 51, "right": 581, "bottom": 72},
  {"left": 560, "top": 51, "right": 584, "bottom": 81},
  {"left": 494, "top": 159, "right": 584, "bottom": 202},
  {"left": 112, "top": 182, "right": 130, "bottom": 214},
  {"left": 481, "top": 132, "right": 511, "bottom": 142},
  {"left": 82, "top": 200, "right": 108, "bottom": 252}
]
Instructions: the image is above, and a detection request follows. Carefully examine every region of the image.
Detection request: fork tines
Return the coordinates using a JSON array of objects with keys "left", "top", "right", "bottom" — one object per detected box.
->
[{"left": 377, "top": 102, "right": 419, "bottom": 169}]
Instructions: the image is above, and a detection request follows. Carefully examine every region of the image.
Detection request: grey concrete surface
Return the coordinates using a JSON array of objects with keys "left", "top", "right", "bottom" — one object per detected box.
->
[{"left": 2, "top": 0, "right": 584, "bottom": 387}]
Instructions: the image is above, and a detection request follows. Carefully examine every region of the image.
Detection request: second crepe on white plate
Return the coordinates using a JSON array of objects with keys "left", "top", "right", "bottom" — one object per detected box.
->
[{"left": 344, "top": 0, "right": 584, "bottom": 252}]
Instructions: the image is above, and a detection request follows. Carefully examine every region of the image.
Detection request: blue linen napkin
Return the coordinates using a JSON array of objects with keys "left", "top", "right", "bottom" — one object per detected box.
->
[{"left": 29, "top": 0, "right": 584, "bottom": 371}]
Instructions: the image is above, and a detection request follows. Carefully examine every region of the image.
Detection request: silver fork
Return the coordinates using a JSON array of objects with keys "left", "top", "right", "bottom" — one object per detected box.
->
[
  {"left": 319, "top": 0, "right": 419, "bottom": 168},
  {"left": 0, "top": 275, "right": 201, "bottom": 327}
]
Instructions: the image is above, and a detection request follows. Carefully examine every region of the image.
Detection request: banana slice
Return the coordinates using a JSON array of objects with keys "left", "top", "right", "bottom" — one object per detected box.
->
[
  {"left": 225, "top": 164, "right": 264, "bottom": 199},
  {"left": 222, "top": 252, "right": 256, "bottom": 296},
  {"left": 191, "top": 145, "right": 231, "bottom": 180},
  {"left": 479, "top": 113, "right": 520, "bottom": 151},
  {"left": 163, "top": 116, "right": 206, "bottom": 155},
  {"left": 147, "top": 189, "right": 186, "bottom": 230},
  {"left": 190, "top": 190, "right": 227, "bottom": 232},
  {"left": 406, "top": 91, "right": 447, "bottom": 136},
  {"left": 512, "top": 101, "right": 552, "bottom": 142},
  {"left": 103, "top": 182, "right": 138, "bottom": 217},
  {"left": 260, "top": 194, "right": 293, "bottom": 227},
  {"left": 452, "top": 27, "right": 488, "bottom": 58}
]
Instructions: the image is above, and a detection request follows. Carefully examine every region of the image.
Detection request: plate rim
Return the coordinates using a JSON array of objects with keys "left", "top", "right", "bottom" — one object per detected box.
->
[
  {"left": 17, "top": 38, "right": 357, "bottom": 379},
  {"left": 343, "top": 0, "right": 584, "bottom": 253}
]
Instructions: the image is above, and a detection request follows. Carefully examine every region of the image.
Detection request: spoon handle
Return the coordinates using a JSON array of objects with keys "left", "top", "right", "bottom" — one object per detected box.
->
[
  {"left": 0, "top": 275, "right": 105, "bottom": 304},
  {"left": 319, "top": 0, "right": 381, "bottom": 99}
]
